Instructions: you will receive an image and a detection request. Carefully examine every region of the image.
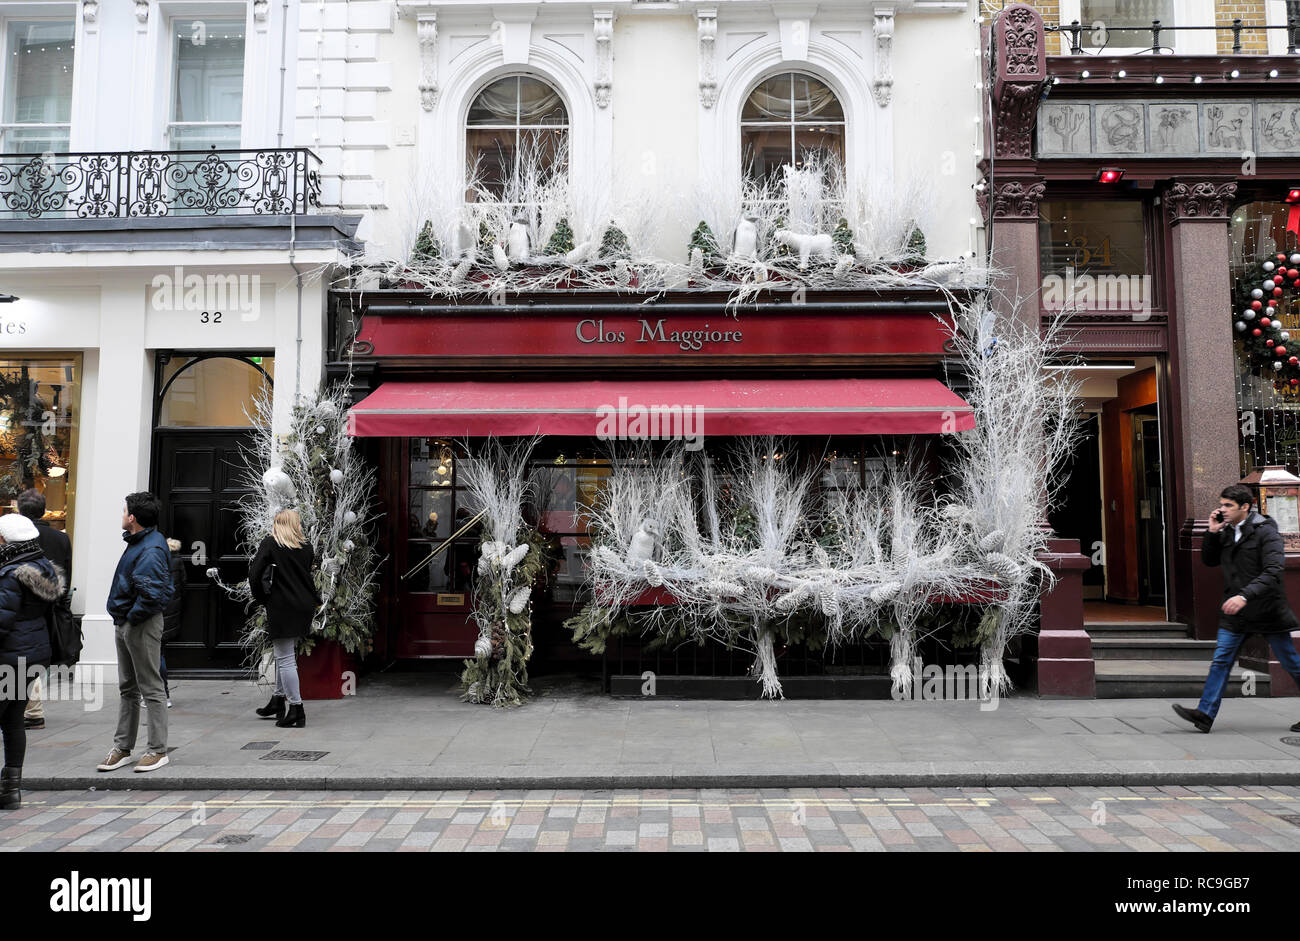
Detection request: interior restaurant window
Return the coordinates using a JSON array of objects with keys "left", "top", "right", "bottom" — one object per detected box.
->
[
  {"left": 1229, "top": 200, "right": 1300, "bottom": 476},
  {"left": 741, "top": 72, "right": 845, "bottom": 182},
  {"left": 1, "top": 20, "right": 75, "bottom": 153},
  {"left": 156, "top": 355, "right": 273, "bottom": 427},
  {"left": 168, "top": 18, "right": 245, "bottom": 150},
  {"left": 0, "top": 356, "right": 79, "bottom": 537},
  {"left": 1038, "top": 200, "right": 1149, "bottom": 310},
  {"left": 1071, "top": 0, "right": 1175, "bottom": 50},
  {"left": 465, "top": 75, "right": 569, "bottom": 200}
]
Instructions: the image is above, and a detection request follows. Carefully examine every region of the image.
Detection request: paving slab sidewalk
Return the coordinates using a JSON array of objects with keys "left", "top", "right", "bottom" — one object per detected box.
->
[{"left": 22, "top": 672, "right": 1300, "bottom": 790}]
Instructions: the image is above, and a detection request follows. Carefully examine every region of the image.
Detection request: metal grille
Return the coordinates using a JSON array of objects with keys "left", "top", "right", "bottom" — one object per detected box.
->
[
  {"left": 0, "top": 148, "right": 321, "bottom": 219},
  {"left": 259, "top": 749, "right": 329, "bottom": 762}
]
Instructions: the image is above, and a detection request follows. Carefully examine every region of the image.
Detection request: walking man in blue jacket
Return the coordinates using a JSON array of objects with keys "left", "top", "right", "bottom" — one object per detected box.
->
[{"left": 96, "top": 492, "right": 173, "bottom": 773}]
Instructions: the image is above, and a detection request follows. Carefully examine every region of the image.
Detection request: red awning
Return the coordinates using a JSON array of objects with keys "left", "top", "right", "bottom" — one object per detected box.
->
[{"left": 346, "top": 378, "right": 975, "bottom": 438}]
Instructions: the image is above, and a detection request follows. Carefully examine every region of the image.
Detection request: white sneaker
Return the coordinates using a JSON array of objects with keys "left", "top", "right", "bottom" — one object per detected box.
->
[{"left": 133, "top": 752, "right": 169, "bottom": 773}]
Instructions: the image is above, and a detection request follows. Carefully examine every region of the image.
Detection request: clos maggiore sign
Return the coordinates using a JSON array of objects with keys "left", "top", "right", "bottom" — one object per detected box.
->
[{"left": 354, "top": 308, "right": 948, "bottom": 358}]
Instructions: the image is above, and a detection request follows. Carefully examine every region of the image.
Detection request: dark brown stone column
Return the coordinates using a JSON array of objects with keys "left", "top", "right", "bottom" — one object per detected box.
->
[
  {"left": 988, "top": 177, "right": 1046, "bottom": 332},
  {"left": 1164, "top": 180, "right": 1238, "bottom": 641}
]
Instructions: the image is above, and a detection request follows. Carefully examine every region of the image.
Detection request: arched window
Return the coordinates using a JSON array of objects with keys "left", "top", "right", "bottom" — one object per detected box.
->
[
  {"left": 466, "top": 75, "right": 569, "bottom": 200},
  {"left": 155, "top": 354, "right": 273, "bottom": 427},
  {"left": 741, "top": 72, "right": 845, "bottom": 182}
]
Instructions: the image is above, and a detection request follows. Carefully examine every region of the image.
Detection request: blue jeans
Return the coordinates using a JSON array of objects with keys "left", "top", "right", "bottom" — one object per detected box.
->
[{"left": 1198, "top": 628, "right": 1300, "bottom": 720}]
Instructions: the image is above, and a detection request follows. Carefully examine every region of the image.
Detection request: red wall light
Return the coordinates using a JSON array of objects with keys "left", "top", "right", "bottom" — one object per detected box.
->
[
  {"left": 1286, "top": 186, "right": 1300, "bottom": 204},
  {"left": 1097, "top": 167, "right": 1125, "bottom": 184}
]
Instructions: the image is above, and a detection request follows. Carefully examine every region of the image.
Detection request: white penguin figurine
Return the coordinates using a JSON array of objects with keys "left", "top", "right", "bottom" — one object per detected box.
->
[
  {"left": 626, "top": 519, "right": 659, "bottom": 565},
  {"left": 492, "top": 242, "right": 510, "bottom": 272},
  {"left": 453, "top": 221, "right": 476, "bottom": 260},
  {"left": 733, "top": 214, "right": 759, "bottom": 260},
  {"left": 507, "top": 218, "right": 530, "bottom": 263}
]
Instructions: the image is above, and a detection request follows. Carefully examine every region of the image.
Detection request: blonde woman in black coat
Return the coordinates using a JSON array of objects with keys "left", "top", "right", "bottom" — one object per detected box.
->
[{"left": 249, "top": 510, "right": 319, "bottom": 728}]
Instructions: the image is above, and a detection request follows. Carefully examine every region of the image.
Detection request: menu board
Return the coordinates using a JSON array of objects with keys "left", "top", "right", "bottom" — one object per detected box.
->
[{"left": 1270, "top": 494, "right": 1300, "bottom": 535}]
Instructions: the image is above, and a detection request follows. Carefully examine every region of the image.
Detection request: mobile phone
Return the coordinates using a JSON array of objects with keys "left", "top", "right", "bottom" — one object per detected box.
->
[{"left": 1213, "top": 509, "right": 1225, "bottom": 523}]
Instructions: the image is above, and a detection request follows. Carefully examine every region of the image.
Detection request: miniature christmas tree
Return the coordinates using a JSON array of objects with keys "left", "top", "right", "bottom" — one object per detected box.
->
[
  {"left": 687, "top": 221, "right": 720, "bottom": 262},
  {"left": 410, "top": 221, "right": 438, "bottom": 264},
  {"left": 544, "top": 217, "right": 576, "bottom": 256},
  {"left": 832, "top": 217, "right": 854, "bottom": 256},
  {"left": 904, "top": 225, "right": 927, "bottom": 263},
  {"left": 600, "top": 224, "right": 631, "bottom": 260}
]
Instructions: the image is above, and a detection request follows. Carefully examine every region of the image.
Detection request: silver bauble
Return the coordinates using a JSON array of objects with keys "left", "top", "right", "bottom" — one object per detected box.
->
[
  {"left": 329, "top": 468, "right": 344, "bottom": 484},
  {"left": 1291, "top": 253, "right": 1300, "bottom": 264},
  {"left": 343, "top": 511, "right": 358, "bottom": 525},
  {"left": 1252, "top": 288, "right": 1264, "bottom": 298},
  {"left": 314, "top": 425, "right": 326, "bottom": 435},
  {"left": 474, "top": 635, "right": 492, "bottom": 660},
  {"left": 1282, "top": 331, "right": 1291, "bottom": 341},
  {"left": 1245, "top": 310, "right": 1256, "bottom": 320},
  {"left": 1235, "top": 321, "right": 1247, "bottom": 332},
  {"left": 1275, "top": 361, "right": 1285, "bottom": 371},
  {"left": 1264, "top": 261, "right": 1276, "bottom": 272}
]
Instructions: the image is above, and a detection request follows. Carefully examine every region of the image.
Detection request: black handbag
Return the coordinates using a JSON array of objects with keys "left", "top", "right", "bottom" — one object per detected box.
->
[
  {"left": 260, "top": 561, "right": 276, "bottom": 598},
  {"left": 47, "top": 602, "right": 81, "bottom": 667}
]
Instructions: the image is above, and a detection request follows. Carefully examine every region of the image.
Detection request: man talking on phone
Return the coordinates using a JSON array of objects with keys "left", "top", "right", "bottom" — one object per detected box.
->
[{"left": 1173, "top": 484, "right": 1300, "bottom": 732}]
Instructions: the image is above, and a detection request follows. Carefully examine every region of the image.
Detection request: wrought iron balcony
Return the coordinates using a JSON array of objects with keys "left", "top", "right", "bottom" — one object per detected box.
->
[
  {"left": 1048, "top": 19, "right": 1300, "bottom": 55},
  {"left": 0, "top": 148, "right": 321, "bottom": 220}
]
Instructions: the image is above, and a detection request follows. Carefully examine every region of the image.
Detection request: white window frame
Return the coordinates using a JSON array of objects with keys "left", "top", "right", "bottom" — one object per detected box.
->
[
  {"left": 0, "top": 14, "right": 77, "bottom": 154},
  {"left": 164, "top": 12, "right": 247, "bottom": 151},
  {"left": 463, "top": 72, "right": 571, "bottom": 203}
]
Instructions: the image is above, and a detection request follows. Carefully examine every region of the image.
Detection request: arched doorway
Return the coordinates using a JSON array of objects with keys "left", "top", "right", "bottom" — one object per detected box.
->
[{"left": 151, "top": 352, "right": 273, "bottom": 672}]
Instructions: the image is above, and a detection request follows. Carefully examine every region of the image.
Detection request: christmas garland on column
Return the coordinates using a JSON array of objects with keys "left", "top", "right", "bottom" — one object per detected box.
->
[{"left": 1234, "top": 250, "right": 1300, "bottom": 394}]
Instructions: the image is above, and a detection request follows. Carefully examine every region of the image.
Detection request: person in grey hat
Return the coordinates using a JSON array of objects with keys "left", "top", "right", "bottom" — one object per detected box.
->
[{"left": 0, "top": 512, "right": 63, "bottom": 809}]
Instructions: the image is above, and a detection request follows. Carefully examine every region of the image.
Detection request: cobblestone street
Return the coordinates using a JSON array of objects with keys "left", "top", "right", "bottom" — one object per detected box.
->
[{"left": 7, "top": 785, "right": 1300, "bottom": 852}]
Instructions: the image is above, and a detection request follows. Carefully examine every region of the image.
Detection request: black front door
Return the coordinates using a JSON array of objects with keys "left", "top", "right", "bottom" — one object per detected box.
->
[{"left": 151, "top": 429, "right": 255, "bottom": 671}]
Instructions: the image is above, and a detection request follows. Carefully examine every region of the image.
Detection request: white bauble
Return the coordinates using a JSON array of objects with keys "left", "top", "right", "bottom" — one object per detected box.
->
[
  {"left": 1264, "top": 281, "right": 1276, "bottom": 291},
  {"left": 1268, "top": 307, "right": 1277, "bottom": 316},
  {"left": 1245, "top": 310, "right": 1256, "bottom": 320},
  {"left": 343, "top": 539, "right": 355, "bottom": 552},
  {"left": 1252, "top": 288, "right": 1265, "bottom": 299},
  {"left": 1275, "top": 361, "right": 1285, "bottom": 371},
  {"left": 1264, "top": 261, "right": 1276, "bottom": 272},
  {"left": 1235, "top": 321, "right": 1248, "bottom": 332},
  {"left": 343, "top": 511, "right": 358, "bottom": 525},
  {"left": 262, "top": 467, "right": 296, "bottom": 500},
  {"left": 1291, "top": 253, "right": 1300, "bottom": 264},
  {"left": 316, "top": 400, "right": 338, "bottom": 419},
  {"left": 314, "top": 425, "right": 326, "bottom": 435},
  {"left": 1283, "top": 331, "right": 1292, "bottom": 341},
  {"left": 329, "top": 468, "right": 344, "bottom": 484},
  {"left": 474, "top": 635, "right": 492, "bottom": 660},
  {"left": 205, "top": 567, "right": 219, "bottom": 579},
  {"left": 733, "top": 216, "right": 758, "bottom": 260}
]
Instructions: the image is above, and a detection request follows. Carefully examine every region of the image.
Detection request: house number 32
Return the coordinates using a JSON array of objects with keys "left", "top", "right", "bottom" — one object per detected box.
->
[{"left": 200, "top": 311, "right": 224, "bottom": 324}]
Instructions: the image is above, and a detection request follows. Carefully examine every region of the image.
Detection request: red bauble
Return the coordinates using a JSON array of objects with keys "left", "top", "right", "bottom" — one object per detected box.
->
[
  {"left": 1268, "top": 339, "right": 1276, "bottom": 346},
  {"left": 1291, "top": 379, "right": 1298, "bottom": 386},
  {"left": 1279, "top": 253, "right": 1288, "bottom": 261},
  {"left": 1262, "top": 318, "right": 1272, "bottom": 326},
  {"left": 1276, "top": 345, "right": 1287, "bottom": 354},
  {"left": 1253, "top": 300, "right": 1263, "bottom": 310},
  {"left": 1291, "top": 356, "right": 1299, "bottom": 365},
  {"left": 1276, "top": 287, "right": 1285, "bottom": 296},
  {"left": 1289, "top": 269, "right": 1299, "bottom": 279},
  {"left": 1253, "top": 328, "right": 1263, "bottom": 336}
]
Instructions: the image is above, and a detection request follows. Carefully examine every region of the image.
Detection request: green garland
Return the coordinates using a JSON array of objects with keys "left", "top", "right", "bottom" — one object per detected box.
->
[{"left": 460, "top": 528, "right": 552, "bottom": 706}]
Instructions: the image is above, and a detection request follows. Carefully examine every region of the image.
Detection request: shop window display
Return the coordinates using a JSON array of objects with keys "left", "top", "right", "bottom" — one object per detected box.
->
[{"left": 0, "top": 356, "right": 78, "bottom": 535}]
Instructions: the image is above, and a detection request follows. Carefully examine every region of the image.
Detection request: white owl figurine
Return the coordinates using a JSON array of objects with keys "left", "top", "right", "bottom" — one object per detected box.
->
[{"left": 626, "top": 519, "right": 659, "bottom": 565}]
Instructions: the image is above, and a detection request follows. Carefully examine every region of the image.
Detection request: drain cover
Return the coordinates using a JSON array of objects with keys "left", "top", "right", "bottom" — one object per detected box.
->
[
  {"left": 260, "top": 749, "right": 328, "bottom": 762},
  {"left": 1281, "top": 737, "right": 1300, "bottom": 747},
  {"left": 241, "top": 741, "right": 278, "bottom": 751},
  {"left": 215, "top": 834, "right": 254, "bottom": 845}
]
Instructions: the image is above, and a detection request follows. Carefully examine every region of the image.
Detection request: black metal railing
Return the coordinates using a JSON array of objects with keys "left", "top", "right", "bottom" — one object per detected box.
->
[
  {"left": 1049, "top": 19, "right": 1299, "bottom": 55},
  {"left": 0, "top": 148, "right": 321, "bottom": 220}
]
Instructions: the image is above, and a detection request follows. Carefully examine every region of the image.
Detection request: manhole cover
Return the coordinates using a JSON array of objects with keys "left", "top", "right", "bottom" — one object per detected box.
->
[
  {"left": 241, "top": 741, "right": 278, "bottom": 751},
  {"left": 215, "top": 834, "right": 254, "bottom": 845},
  {"left": 1280, "top": 737, "right": 1300, "bottom": 747},
  {"left": 1275, "top": 814, "right": 1300, "bottom": 827},
  {"left": 260, "top": 749, "right": 328, "bottom": 762}
]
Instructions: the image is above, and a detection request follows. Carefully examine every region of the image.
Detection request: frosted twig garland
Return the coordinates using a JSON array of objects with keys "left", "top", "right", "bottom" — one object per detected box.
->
[{"left": 942, "top": 297, "right": 1084, "bottom": 693}]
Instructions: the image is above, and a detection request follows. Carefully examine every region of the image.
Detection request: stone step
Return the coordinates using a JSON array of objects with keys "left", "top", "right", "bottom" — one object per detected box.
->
[
  {"left": 1085, "top": 621, "right": 1190, "bottom": 639},
  {"left": 1091, "top": 637, "right": 1218, "bottom": 661},
  {"left": 1095, "top": 659, "right": 1268, "bottom": 699}
]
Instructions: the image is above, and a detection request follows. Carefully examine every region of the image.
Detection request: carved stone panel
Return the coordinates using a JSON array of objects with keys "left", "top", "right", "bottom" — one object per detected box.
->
[
  {"left": 1148, "top": 103, "right": 1198, "bottom": 154},
  {"left": 1257, "top": 102, "right": 1300, "bottom": 154},
  {"left": 1201, "top": 102, "right": 1253, "bottom": 154},
  {"left": 1039, "top": 102, "right": 1090, "bottom": 155},
  {"left": 1094, "top": 102, "right": 1144, "bottom": 155}
]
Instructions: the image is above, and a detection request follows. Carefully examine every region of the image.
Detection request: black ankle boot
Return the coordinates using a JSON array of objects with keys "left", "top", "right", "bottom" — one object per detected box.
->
[
  {"left": 1, "top": 767, "right": 21, "bottom": 810},
  {"left": 256, "top": 695, "right": 286, "bottom": 720},
  {"left": 275, "top": 703, "right": 306, "bottom": 728}
]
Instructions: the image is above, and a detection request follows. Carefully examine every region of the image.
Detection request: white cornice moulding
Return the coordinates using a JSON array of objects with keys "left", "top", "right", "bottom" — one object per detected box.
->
[{"left": 418, "top": 11, "right": 439, "bottom": 110}]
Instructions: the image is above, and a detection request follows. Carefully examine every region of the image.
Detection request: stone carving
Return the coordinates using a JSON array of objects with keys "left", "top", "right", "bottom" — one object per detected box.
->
[
  {"left": 1259, "top": 103, "right": 1300, "bottom": 153},
  {"left": 991, "top": 178, "right": 1046, "bottom": 219},
  {"left": 993, "top": 83, "right": 1040, "bottom": 158},
  {"left": 1150, "top": 105, "right": 1197, "bottom": 154},
  {"left": 253, "top": 0, "right": 269, "bottom": 22},
  {"left": 594, "top": 11, "right": 613, "bottom": 109},
  {"left": 81, "top": 0, "right": 99, "bottom": 25},
  {"left": 872, "top": 7, "right": 894, "bottom": 108},
  {"left": 1203, "top": 103, "right": 1251, "bottom": 153},
  {"left": 134, "top": 0, "right": 148, "bottom": 24},
  {"left": 975, "top": 159, "right": 991, "bottom": 219},
  {"left": 1042, "top": 104, "right": 1087, "bottom": 153},
  {"left": 1163, "top": 180, "right": 1238, "bottom": 222},
  {"left": 417, "top": 13, "right": 438, "bottom": 111},
  {"left": 1097, "top": 102, "right": 1143, "bottom": 153},
  {"left": 697, "top": 8, "right": 717, "bottom": 108},
  {"left": 1001, "top": 5, "right": 1044, "bottom": 77}
]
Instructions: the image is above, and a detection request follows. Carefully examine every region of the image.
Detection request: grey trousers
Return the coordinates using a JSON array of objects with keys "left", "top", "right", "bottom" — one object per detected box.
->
[
  {"left": 114, "top": 614, "right": 167, "bottom": 754},
  {"left": 271, "top": 638, "right": 302, "bottom": 705}
]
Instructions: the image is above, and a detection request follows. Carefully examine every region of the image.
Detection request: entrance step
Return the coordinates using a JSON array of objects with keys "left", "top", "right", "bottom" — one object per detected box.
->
[
  {"left": 1085, "top": 621, "right": 1190, "bottom": 639},
  {"left": 1091, "top": 637, "right": 1217, "bottom": 661},
  {"left": 1094, "top": 659, "right": 1268, "bottom": 699}
]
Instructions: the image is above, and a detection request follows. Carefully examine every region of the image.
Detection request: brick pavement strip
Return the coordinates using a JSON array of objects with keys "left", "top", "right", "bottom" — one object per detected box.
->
[{"left": 5, "top": 786, "right": 1300, "bottom": 851}]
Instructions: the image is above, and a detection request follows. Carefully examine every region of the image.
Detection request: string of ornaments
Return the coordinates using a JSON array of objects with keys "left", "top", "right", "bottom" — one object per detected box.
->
[{"left": 1235, "top": 250, "right": 1300, "bottom": 394}]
